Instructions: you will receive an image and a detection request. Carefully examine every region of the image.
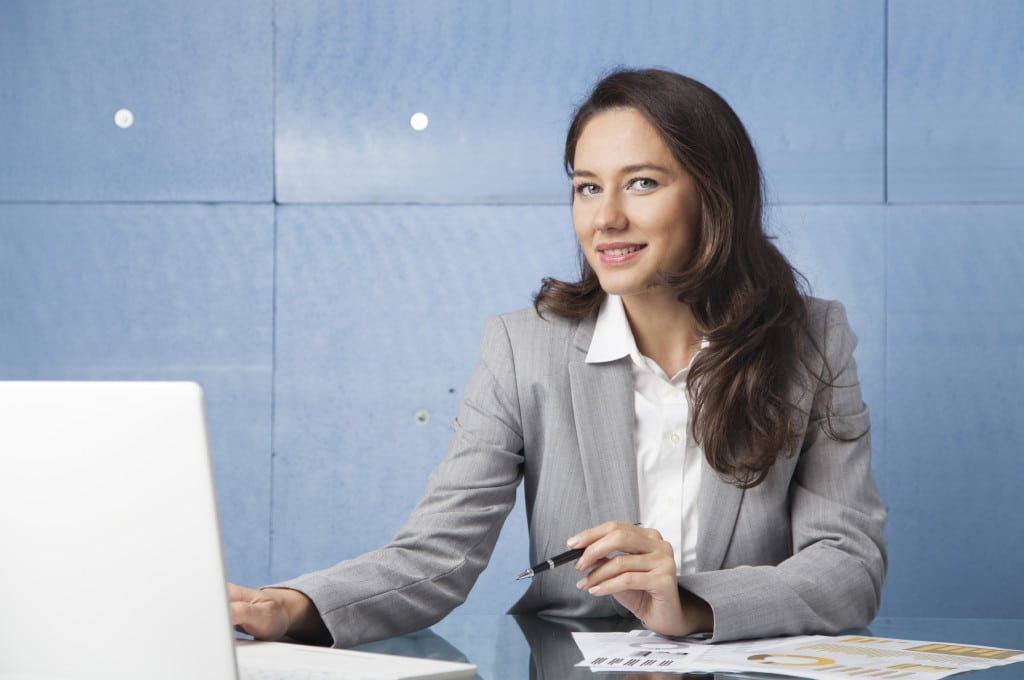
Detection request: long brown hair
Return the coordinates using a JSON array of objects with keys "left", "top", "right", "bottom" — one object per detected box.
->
[{"left": 535, "top": 68, "right": 822, "bottom": 488}]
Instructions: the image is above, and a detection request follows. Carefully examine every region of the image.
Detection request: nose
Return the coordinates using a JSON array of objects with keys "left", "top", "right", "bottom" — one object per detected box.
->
[{"left": 593, "top": 193, "right": 627, "bottom": 232}]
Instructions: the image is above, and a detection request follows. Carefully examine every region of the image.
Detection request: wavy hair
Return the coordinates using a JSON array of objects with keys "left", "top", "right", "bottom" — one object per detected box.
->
[{"left": 534, "top": 68, "right": 829, "bottom": 488}]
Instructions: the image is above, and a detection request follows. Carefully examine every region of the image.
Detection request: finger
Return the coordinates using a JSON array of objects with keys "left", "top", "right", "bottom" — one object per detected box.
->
[
  {"left": 569, "top": 521, "right": 644, "bottom": 557},
  {"left": 230, "top": 597, "right": 283, "bottom": 639},
  {"left": 230, "top": 600, "right": 257, "bottom": 628},
  {"left": 578, "top": 550, "right": 672, "bottom": 590},
  {"left": 568, "top": 520, "right": 642, "bottom": 548},
  {"left": 583, "top": 565, "right": 678, "bottom": 598},
  {"left": 574, "top": 525, "right": 663, "bottom": 571},
  {"left": 228, "top": 582, "right": 259, "bottom": 602}
]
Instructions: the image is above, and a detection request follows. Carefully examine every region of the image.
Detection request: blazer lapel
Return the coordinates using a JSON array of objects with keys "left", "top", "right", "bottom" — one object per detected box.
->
[
  {"left": 696, "top": 463, "right": 745, "bottom": 571},
  {"left": 565, "top": 311, "right": 745, "bottom": 573},
  {"left": 567, "top": 316, "right": 640, "bottom": 526}
]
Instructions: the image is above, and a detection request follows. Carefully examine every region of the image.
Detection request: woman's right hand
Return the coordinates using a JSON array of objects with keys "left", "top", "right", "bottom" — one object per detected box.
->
[{"left": 229, "top": 583, "right": 329, "bottom": 643}]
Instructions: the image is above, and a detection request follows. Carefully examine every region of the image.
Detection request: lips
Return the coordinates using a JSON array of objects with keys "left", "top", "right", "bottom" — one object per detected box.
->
[
  {"left": 601, "top": 246, "right": 642, "bottom": 256},
  {"left": 596, "top": 242, "right": 646, "bottom": 264}
]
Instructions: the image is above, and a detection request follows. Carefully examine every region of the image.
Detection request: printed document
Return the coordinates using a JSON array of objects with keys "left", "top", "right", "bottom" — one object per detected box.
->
[{"left": 573, "top": 629, "right": 1024, "bottom": 678}]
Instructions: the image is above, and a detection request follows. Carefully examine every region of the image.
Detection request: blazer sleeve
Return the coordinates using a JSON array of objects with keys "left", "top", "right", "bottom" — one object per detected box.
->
[
  {"left": 678, "top": 300, "right": 888, "bottom": 642},
  {"left": 274, "top": 316, "right": 526, "bottom": 648}
]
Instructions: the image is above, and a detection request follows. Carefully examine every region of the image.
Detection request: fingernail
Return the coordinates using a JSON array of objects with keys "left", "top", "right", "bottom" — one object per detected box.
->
[
  {"left": 575, "top": 578, "right": 587, "bottom": 590},
  {"left": 588, "top": 585, "right": 601, "bottom": 595},
  {"left": 566, "top": 535, "right": 580, "bottom": 548}
]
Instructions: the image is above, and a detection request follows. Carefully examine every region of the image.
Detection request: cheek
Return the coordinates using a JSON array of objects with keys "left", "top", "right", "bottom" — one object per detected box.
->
[
  {"left": 572, "top": 205, "right": 589, "bottom": 242},
  {"left": 654, "top": 214, "right": 697, "bottom": 264}
]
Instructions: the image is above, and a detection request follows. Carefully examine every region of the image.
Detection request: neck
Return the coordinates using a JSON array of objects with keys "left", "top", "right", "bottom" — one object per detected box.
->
[{"left": 621, "top": 292, "right": 703, "bottom": 377}]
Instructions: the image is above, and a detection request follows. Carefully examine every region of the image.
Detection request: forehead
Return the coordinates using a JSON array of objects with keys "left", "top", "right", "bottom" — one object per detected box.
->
[{"left": 574, "top": 107, "right": 676, "bottom": 168}]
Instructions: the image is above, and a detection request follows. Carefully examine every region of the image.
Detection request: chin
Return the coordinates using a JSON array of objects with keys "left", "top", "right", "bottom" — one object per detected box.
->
[{"left": 595, "top": 277, "right": 648, "bottom": 298}]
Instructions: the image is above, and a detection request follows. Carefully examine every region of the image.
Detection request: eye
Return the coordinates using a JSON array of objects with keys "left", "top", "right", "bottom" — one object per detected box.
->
[
  {"left": 628, "top": 177, "right": 659, "bottom": 192},
  {"left": 574, "top": 183, "right": 600, "bottom": 198}
]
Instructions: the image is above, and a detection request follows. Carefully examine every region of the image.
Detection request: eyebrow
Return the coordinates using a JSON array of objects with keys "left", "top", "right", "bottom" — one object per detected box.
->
[{"left": 572, "top": 163, "right": 675, "bottom": 179}]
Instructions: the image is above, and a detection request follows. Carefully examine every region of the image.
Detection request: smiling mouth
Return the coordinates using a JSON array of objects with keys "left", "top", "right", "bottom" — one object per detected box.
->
[{"left": 598, "top": 244, "right": 645, "bottom": 257}]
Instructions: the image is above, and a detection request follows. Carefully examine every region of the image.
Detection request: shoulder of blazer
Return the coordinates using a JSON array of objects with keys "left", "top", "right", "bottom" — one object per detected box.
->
[
  {"left": 492, "top": 307, "right": 599, "bottom": 358},
  {"left": 804, "top": 296, "right": 835, "bottom": 335},
  {"left": 801, "top": 296, "right": 856, "bottom": 368}
]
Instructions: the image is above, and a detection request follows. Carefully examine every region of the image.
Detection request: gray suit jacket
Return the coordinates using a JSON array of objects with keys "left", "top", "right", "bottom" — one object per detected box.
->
[{"left": 281, "top": 297, "right": 887, "bottom": 647}]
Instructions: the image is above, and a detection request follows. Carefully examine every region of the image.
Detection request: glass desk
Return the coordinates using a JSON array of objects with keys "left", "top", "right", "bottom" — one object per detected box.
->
[{"left": 354, "top": 614, "right": 1024, "bottom": 679}]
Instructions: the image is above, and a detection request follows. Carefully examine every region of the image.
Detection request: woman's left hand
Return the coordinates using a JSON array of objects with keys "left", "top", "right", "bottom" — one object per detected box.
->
[{"left": 570, "top": 521, "right": 713, "bottom": 638}]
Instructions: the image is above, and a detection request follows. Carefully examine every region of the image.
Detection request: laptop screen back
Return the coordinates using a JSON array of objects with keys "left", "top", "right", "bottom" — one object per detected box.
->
[{"left": 0, "top": 381, "right": 238, "bottom": 680}]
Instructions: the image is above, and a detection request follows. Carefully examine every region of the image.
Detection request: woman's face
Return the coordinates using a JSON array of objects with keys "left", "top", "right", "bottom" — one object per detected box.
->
[{"left": 571, "top": 107, "right": 701, "bottom": 303}]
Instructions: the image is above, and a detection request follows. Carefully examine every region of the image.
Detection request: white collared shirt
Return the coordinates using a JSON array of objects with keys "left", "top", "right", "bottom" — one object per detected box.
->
[{"left": 585, "top": 294, "right": 704, "bottom": 576}]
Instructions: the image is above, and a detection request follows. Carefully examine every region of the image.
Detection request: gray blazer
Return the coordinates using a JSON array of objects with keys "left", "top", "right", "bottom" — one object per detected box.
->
[{"left": 281, "top": 297, "right": 887, "bottom": 647}]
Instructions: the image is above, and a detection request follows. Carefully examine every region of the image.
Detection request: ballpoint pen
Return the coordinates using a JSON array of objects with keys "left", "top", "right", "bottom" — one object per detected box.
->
[
  {"left": 517, "top": 524, "right": 642, "bottom": 581},
  {"left": 515, "top": 548, "right": 585, "bottom": 581}
]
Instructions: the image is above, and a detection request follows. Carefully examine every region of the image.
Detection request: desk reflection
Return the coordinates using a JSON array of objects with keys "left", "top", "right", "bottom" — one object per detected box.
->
[
  {"left": 354, "top": 624, "right": 475, "bottom": 668},
  {"left": 359, "top": 614, "right": 792, "bottom": 679}
]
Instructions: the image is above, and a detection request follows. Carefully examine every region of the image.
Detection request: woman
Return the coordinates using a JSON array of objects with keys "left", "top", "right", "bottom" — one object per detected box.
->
[{"left": 231, "top": 68, "right": 887, "bottom": 647}]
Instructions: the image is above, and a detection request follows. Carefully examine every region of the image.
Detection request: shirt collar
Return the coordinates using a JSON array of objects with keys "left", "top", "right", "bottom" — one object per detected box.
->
[
  {"left": 585, "top": 294, "right": 711, "bottom": 374},
  {"left": 585, "top": 295, "right": 640, "bottom": 365}
]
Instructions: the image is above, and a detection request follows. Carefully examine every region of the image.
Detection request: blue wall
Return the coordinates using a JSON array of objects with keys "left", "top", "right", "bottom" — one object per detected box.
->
[{"left": 2, "top": 1, "right": 1021, "bottom": 619}]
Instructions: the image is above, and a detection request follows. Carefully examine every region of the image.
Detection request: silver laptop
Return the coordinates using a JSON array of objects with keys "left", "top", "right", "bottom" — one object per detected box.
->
[{"left": 0, "top": 381, "right": 475, "bottom": 680}]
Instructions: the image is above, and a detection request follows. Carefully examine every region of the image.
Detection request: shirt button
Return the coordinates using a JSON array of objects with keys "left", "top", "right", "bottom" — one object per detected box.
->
[{"left": 671, "top": 433, "right": 682, "bottom": 446}]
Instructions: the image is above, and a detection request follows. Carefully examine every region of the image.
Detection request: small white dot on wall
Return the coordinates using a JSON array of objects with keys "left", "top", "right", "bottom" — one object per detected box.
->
[
  {"left": 410, "top": 112, "right": 429, "bottom": 131},
  {"left": 114, "top": 109, "right": 134, "bottom": 129}
]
